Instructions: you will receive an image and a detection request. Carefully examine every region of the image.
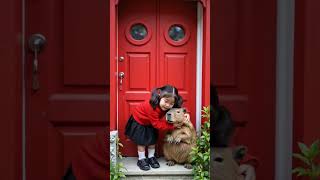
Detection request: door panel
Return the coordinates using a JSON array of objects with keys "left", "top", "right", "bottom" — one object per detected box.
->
[
  {"left": 63, "top": 0, "right": 109, "bottom": 85},
  {"left": 26, "top": 0, "right": 109, "bottom": 179},
  {"left": 118, "top": 0, "right": 157, "bottom": 156},
  {"left": 158, "top": 0, "right": 197, "bottom": 156},
  {"left": 160, "top": 0, "right": 197, "bottom": 129},
  {"left": 211, "top": 0, "right": 276, "bottom": 179},
  {"left": 118, "top": 0, "right": 197, "bottom": 156}
]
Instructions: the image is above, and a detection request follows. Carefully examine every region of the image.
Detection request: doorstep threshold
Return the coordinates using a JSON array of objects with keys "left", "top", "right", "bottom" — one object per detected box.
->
[{"left": 120, "top": 157, "right": 193, "bottom": 176}]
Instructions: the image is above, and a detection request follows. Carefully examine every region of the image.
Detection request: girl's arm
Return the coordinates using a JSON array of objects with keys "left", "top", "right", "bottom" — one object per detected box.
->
[
  {"left": 148, "top": 110, "right": 174, "bottom": 131},
  {"left": 240, "top": 153, "right": 259, "bottom": 168},
  {"left": 150, "top": 118, "right": 175, "bottom": 130},
  {"left": 237, "top": 153, "right": 258, "bottom": 180}
]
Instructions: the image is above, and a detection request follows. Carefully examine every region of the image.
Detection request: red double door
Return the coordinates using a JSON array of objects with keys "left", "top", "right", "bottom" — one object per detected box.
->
[
  {"left": 117, "top": 0, "right": 197, "bottom": 156},
  {"left": 26, "top": 0, "right": 197, "bottom": 178},
  {"left": 26, "top": 0, "right": 109, "bottom": 179}
]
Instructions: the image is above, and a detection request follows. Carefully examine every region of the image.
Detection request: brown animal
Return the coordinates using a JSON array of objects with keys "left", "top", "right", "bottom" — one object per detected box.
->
[
  {"left": 211, "top": 86, "right": 253, "bottom": 179},
  {"left": 211, "top": 146, "right": 247, "bottom": 180},
  {"left": 163, "top": 108, "right": 196, "bottom": 169}
]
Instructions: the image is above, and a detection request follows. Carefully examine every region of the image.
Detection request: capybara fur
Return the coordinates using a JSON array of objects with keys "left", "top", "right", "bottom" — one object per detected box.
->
[
  {"left": 163, "top": 108, "right": 196, "bottom": 169},
  {"left": 211, "top": 146, "right": 246, "bottom": 180},
  {"left": 211, "top": 86, "right": 246, "bottom": 180}
]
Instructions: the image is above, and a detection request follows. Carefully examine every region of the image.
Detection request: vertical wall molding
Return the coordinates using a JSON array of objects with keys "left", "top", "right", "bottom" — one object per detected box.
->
[{"left": 275, "top": 0, "right": 295, "bottom": 179}]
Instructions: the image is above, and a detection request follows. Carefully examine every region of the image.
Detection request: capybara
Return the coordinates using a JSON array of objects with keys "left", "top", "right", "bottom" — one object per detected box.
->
[{"left": 163, "top": 108, "right": 196, "bottom": 169}]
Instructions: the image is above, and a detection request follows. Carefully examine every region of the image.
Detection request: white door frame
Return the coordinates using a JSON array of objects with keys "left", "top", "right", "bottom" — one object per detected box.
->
[
  {"left": 196, "top": 2, "right": 204, "bottom": 133},
  {"left": 275, "top": 0, "right": 295, "bottom": 179}
]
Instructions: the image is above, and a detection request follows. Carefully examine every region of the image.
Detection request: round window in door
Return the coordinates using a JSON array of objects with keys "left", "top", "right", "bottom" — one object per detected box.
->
[
  {"left": 130, "top": 24, "right": 147, "bottom": 40},
  {"left": 164, "top": 23, "right": 190, "bottom": 46},
  {"left": 168, "top": 25, "right": 185, "bottom": 41},
  {"left": 125, "top": 21, "right": 152, "bottom": 46}
]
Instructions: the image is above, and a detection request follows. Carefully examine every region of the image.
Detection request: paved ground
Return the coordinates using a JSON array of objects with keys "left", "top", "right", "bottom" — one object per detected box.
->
[{"left": 121, "top": 157, "right": 193, "bottom": 176}]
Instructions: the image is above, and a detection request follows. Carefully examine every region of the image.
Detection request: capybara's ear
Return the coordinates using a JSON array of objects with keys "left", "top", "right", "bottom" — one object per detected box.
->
[
  {"left": 182, "top": 108, "right": 187, "bottom": 113},
  {"left": 232, "top": 146, "right": 247, "bottom": 161}
]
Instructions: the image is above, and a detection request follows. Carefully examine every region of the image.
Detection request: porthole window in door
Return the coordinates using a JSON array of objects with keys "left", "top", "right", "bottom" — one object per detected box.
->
[
  {"left": 168, "top": 25, "right": 185, "bottom": 41},
  {"left": 130, "top": 23, "right": 148, "bottom": 40},
  {"left": 125, "top": 21, "right": 152, "bottom": 46},
  {"left": 164, "top": 23, "right": 190, "bottom": 46}
]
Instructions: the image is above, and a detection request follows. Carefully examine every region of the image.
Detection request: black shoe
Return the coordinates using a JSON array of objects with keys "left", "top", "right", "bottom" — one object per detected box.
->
[
  {"left": 137, "top": 158, "right": 150, "bottom": 171},
  {"left": 147, "top": 157, "right": 160, "bottom": 168}
]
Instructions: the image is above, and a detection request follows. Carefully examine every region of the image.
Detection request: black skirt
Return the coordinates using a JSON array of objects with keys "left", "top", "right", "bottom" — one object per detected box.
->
[{"left": 125, "top": 115, "right": 158, "bottom": 146}]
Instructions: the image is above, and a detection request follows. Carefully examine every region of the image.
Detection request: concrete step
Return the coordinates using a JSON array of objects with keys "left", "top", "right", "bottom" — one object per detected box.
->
[{"left": 120, "top": 157, "right": 193, "bottom": 180}]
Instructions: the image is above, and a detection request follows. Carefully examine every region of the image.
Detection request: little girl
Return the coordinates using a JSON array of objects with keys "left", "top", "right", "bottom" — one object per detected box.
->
[{"left": 125, "top": 84, "right": 184, "bottom": 171}]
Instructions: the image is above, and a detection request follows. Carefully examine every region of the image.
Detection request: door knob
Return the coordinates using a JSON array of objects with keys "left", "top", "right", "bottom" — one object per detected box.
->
[
  {"left": 119, "top": 72, "right": 125, "bottom": 76},
  {"left": 29, "top": 34, "right": 46, "bottom": 52},
  {"left": 119, "top": 72, "right": 125, "bottom": 83}
]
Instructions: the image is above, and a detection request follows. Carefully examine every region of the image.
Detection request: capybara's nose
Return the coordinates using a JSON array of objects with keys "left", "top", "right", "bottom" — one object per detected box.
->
[{"left": 166, "top": 113, "right": 172, "bottom": 122}]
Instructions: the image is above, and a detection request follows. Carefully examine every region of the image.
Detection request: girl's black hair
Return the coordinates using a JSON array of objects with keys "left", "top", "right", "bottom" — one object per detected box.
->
[
  {"left": 149, "top": 85, "right": 183, "bottom": 109},
  {"left": 211, "top": 85, "right": 235, "bottom": 148},
  {"left": 211, "top": 85, "right": 219, "bottom": 110}
]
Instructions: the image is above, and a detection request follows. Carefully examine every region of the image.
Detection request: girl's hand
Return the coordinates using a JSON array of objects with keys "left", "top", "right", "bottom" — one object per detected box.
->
[
  {"left": 238, "top": 164, "right": 256, "bottom": 180},
  {"left": 184, "top": 113, "right": 190, "bottom": 123}
]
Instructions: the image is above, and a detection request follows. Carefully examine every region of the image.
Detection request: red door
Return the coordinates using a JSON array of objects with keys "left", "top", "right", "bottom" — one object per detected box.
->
[
  {"left": 118, "top": 0, "right": 197, "bottom": 156},
  {"left": 26, "top": 0, "right": 109, "bottom": 179},
  {"left": 212, "top": 0, "right": 276, "bottom": 179}
]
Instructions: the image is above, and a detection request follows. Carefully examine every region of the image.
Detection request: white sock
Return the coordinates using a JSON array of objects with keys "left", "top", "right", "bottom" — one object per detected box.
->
[
  {"left": 148, "top": 148, "right": 155, "bottom": 158},
  {"left": 138, "top": 151, "right": 146, "bottom": 160}
]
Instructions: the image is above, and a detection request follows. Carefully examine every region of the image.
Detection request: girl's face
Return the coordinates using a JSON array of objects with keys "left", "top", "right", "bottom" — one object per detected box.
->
[{"left": 159, "top": 97, "right": 175, "bottom": 111}]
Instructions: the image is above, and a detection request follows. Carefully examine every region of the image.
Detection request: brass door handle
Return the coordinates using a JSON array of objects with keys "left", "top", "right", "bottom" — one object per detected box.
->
[
  {"left": 28, "top": 34, "right": 46, "bottom": 91},
  {"left": 119, "top": 72, "right": 125, "bottom": 90}
]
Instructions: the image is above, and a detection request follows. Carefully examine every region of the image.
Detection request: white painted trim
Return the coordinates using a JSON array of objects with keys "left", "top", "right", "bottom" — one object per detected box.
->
[
  {"left": 275, "top": 0, "right": 295, "bottom": 179},
  {"left": 196, "top": 2, "right": 203, "bottom": 134}
]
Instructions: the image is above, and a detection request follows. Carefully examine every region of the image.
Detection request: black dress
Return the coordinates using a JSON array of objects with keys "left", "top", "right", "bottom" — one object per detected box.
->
[{"left": 125, "top": 115, "right": 158, "bottom": 146}]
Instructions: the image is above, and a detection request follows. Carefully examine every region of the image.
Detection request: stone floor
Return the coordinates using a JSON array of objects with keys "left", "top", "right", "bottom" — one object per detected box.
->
[{"left": 120, "top": 157, "right": 193, "bottom": 180}]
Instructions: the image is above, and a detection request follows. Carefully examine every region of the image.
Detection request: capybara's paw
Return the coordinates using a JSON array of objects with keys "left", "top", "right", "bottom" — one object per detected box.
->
[
  {"left": 166, "top": 161, "right": 175, "bottom": 166},
  {"left": 174, "top": 137, "right": 181, "bottom": 144},
  {"left": 166, "top": 136, "right": 174, "bottom": 143},
  {"left": 184, "top": 164, "right": 192, "bottom": 169}
]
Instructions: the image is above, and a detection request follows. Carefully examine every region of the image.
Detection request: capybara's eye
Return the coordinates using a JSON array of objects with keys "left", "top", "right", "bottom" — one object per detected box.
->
[{"left": 214, "top": 157, "right": 224, "bottom": 162}]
